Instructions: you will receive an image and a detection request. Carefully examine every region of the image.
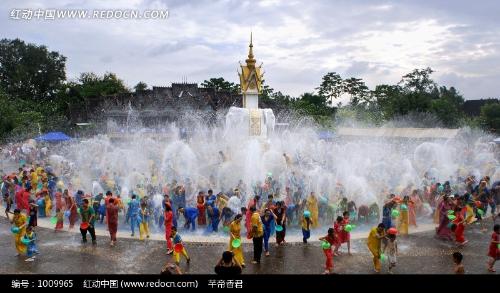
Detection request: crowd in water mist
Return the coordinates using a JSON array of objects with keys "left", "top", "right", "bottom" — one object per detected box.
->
[{"left": 1, "top": 113, "right": 500, "bottom": 237}]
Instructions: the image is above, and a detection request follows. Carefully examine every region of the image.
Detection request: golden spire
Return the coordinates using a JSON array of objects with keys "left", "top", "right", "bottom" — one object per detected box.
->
[{"left": 245, "top": 32, "right": 256, "bottom": 67}]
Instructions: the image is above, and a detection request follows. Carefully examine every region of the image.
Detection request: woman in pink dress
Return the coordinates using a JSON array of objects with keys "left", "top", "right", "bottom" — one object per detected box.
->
[{"left": 436, "top": 195, "right": 453, "bottom": 240}]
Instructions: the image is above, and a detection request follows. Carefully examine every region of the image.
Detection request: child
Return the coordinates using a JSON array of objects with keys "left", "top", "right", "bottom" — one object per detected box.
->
[
  {"left": 3, "top": 192, "right": 13, "bottom": 217},
  {"left": 171, "top": 226, "right": 190, "bottom": 265},
  {"left": 139, "top": 202, "right": 150, "bottom": 240},
  {"left": 319, "top": 228, "right": 336, "bottom": 274},
  {"left": 54, "top": 208, "right": 64, "bottom": 231},
  {"left": 452, "top": 252, "right": 464, "bottom": 274},
  {"left": 302, "top": 211, "right": 311, "bottom": 243},
  {"left": 383, "top": 233, "right": 398, "bottom": 274},
  {"left": 23, "top": 226, "right": 38, "bottom": 262},
  {"left": 487, "top": 224, "right": 499, "bottom": 272},
  {"left": 28, "top": 201, "right": 38, "bottom": 227},
  {"left": 341, "top": 211, "right": 352, "bottom": 255},
  {"left": 333, "top": 216, "right": 343, "bottom": 256},
  {"left": 451, "top": 206, "right": 467, "bottom": 246}
]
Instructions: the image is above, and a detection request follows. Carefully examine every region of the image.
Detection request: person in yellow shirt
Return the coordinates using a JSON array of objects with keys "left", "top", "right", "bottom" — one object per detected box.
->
[
  {"left": 139, "top": 202, "right": 150, "bottom": 240},
  {"left": 229, "top": 214, "right": 245, "bottom": 267},
  {"left": 30, "top": 170, "right": 38, "bottom": 189},
  {"left": 367, "top": 223, "right": 386, "bottom": 273},
  {"left": 306, "top": 192, "right": 319, "bottom": 228},
  {"left": 250, "top": 206, "right": 263, "bottom": 264},
  {"left": 398, "top": 197, "right": 410, "bottom": 236},
  {"left": 10, "top": 209, "right": 28, "bottom": 256},
  {"left": 43, "top": 189, "right": 52, "bottom": 217}
]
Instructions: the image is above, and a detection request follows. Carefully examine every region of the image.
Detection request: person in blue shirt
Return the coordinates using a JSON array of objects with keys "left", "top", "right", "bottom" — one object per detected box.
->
[
  {"left": 128, "top": 194, "right": 140, "bottom": 237},
  {"left": 172, "top": 186, "right": 186, "bottom": 214},
  {"left": 47, "top": 178, "right": 56, "bottom": 201},
  {"left": 36, "top": 197, "right": 46, "bottom": 218},
  {"left": 177, "top": 206, "right": 198, "bottom": 231},
  {"left": 75, "top": 190, "right": 84, "bottom": 208},
  {"left": 261, "top": 208, "right": 277, "bottom": 256},
  {"left": 205, "top": 189, "right": 216, "bottom": 207},
  {"left": 206, "top": 205, "right": 220, "bottom": 233},
  {"left": 382, "top": 200, "right": 395, "bottom": 230},
  {"left": 23, "top": 225, "right": 38, "bottom": 262}
]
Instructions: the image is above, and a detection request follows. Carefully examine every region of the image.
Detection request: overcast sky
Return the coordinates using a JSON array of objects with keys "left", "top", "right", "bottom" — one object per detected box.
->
[{"left": 2, "top": 0, "right": 499, "bottom": 100}]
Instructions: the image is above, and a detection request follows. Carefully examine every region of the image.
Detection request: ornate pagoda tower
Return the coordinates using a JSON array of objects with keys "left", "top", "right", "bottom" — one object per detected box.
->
[
  {"left": 238, "top": 32, "right": 263, "bottom": 109},
  {"left": 225, "top": 33, "right": 275, "bottom": 138}
]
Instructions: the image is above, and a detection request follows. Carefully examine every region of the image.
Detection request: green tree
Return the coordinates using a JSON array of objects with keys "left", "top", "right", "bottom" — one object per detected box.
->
[
  {"left": 399, "top": 67, "right": 436, "bottom": 93},
  {"left": 57, "top": 72, "right": 129, "bottom": 121},
  {"left": 134, "top": 81, "right": 148, "bottom": 93},
  {"left": 317, "top": 72, "right": 344, "bottom": 105},
  {"left": 201, "top": 77, "right": 239, "bottom": 94},
  {"left": 479, "top": 101, "right": 500, "bottom": 133},
  {"left": 0, "top": 90, "right": 15, "bottom": 137},
  {"left": 77, "top": 72, "right": 129, "bottom": 98},
  {"left": 343, "top": 77, "right": 370, "bottom": 106},
  {"left": 430, "top": 86, "right": 464, "bottom": 127},
  {"left": 0, "top": 38, "right": 66, "bottom": 101}
]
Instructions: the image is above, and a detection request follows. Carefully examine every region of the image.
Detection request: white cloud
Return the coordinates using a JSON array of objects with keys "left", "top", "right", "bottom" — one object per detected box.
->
[{"left": 1, "top": 0, "right": 499, "bottom": 99}]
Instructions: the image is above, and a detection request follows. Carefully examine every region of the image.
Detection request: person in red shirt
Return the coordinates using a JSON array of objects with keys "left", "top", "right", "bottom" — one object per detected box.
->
[
  {"left": 22, "top": 186, "right": 32, "bottom": 213},
  {"left": 104, "top": 191, "right": 114, "bottom": 224},
  {"left": 341, "top": 211, "right": 352, "bottom": 255},
  {"left": 16, "top": 186, "right": 31, "bottom": 212},
  {"left": 164, "top": 204, "right": 174, "bottom": 254},
  {"left": 487, "top": 224, "right": 500, "bottom": 272},
  {"left": 55, "top": 189, "right": 63, "bottom": 211},
  {"left": 319, "top": 228, "right": 337, "bottom": 274},
  {"left": 196, "top": 191, "right": 206, "bottom": 226},
  {"left": 451, "top": 206, "right": 467, "bottom": 246},
  {"left": 106, "top": 198, "right": 119, "bottom": 246},
  {"left": 246, "top": 195, "right": 260, "bottom": 239},
  {"left": 333, "top": 216, "right": 343, "bottom": 256}
]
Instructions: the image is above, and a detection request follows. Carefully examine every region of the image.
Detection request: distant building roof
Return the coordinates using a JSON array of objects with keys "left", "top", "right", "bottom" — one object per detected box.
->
[{"left": 337, "top": 127, "right": 459, "bottom": 139}]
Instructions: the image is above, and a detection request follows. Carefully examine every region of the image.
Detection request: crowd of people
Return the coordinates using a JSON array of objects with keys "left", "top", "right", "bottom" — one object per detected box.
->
[{"left": 1, "top": 147, "right": 499, "bottom": 274}]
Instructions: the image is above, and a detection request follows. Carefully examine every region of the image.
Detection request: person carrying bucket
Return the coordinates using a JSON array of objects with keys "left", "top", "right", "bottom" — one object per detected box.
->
[
  {"left": 273, "top": 201, "right": 287, "bottom": 245},
  {"left": 10, "top": 209, "right": 27, "bottom": 256},
  {"left": 340, "top": 211, "right": 352, "bottom": 255},
  {"left": 171, "top": 226, "right": 190, "bottom": 265},
  {"left": 229, "top": 214, "right": 245, "bottom": 267},
  {"left": 302, "top": 210, "right": 312, "bottom": 244},
  {"left": 367, "top": 223, "right": 386, "bottom": 273},
  {"left": 79, "top": 199, "right": 96, "bottom": 245},
  {"left": 383, "top": 228, "right": 398, "bottom": 274},
  {"left": 23, "top": 225, "right": 38, "bottom": 262},
  {"left": 319, "top": 228, "right": 336, "bottom": 274}
]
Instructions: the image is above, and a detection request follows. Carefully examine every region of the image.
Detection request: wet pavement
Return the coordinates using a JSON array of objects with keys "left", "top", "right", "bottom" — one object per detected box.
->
[{"left": 0, "top": 217, "right": 498, "bottom": 274}]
